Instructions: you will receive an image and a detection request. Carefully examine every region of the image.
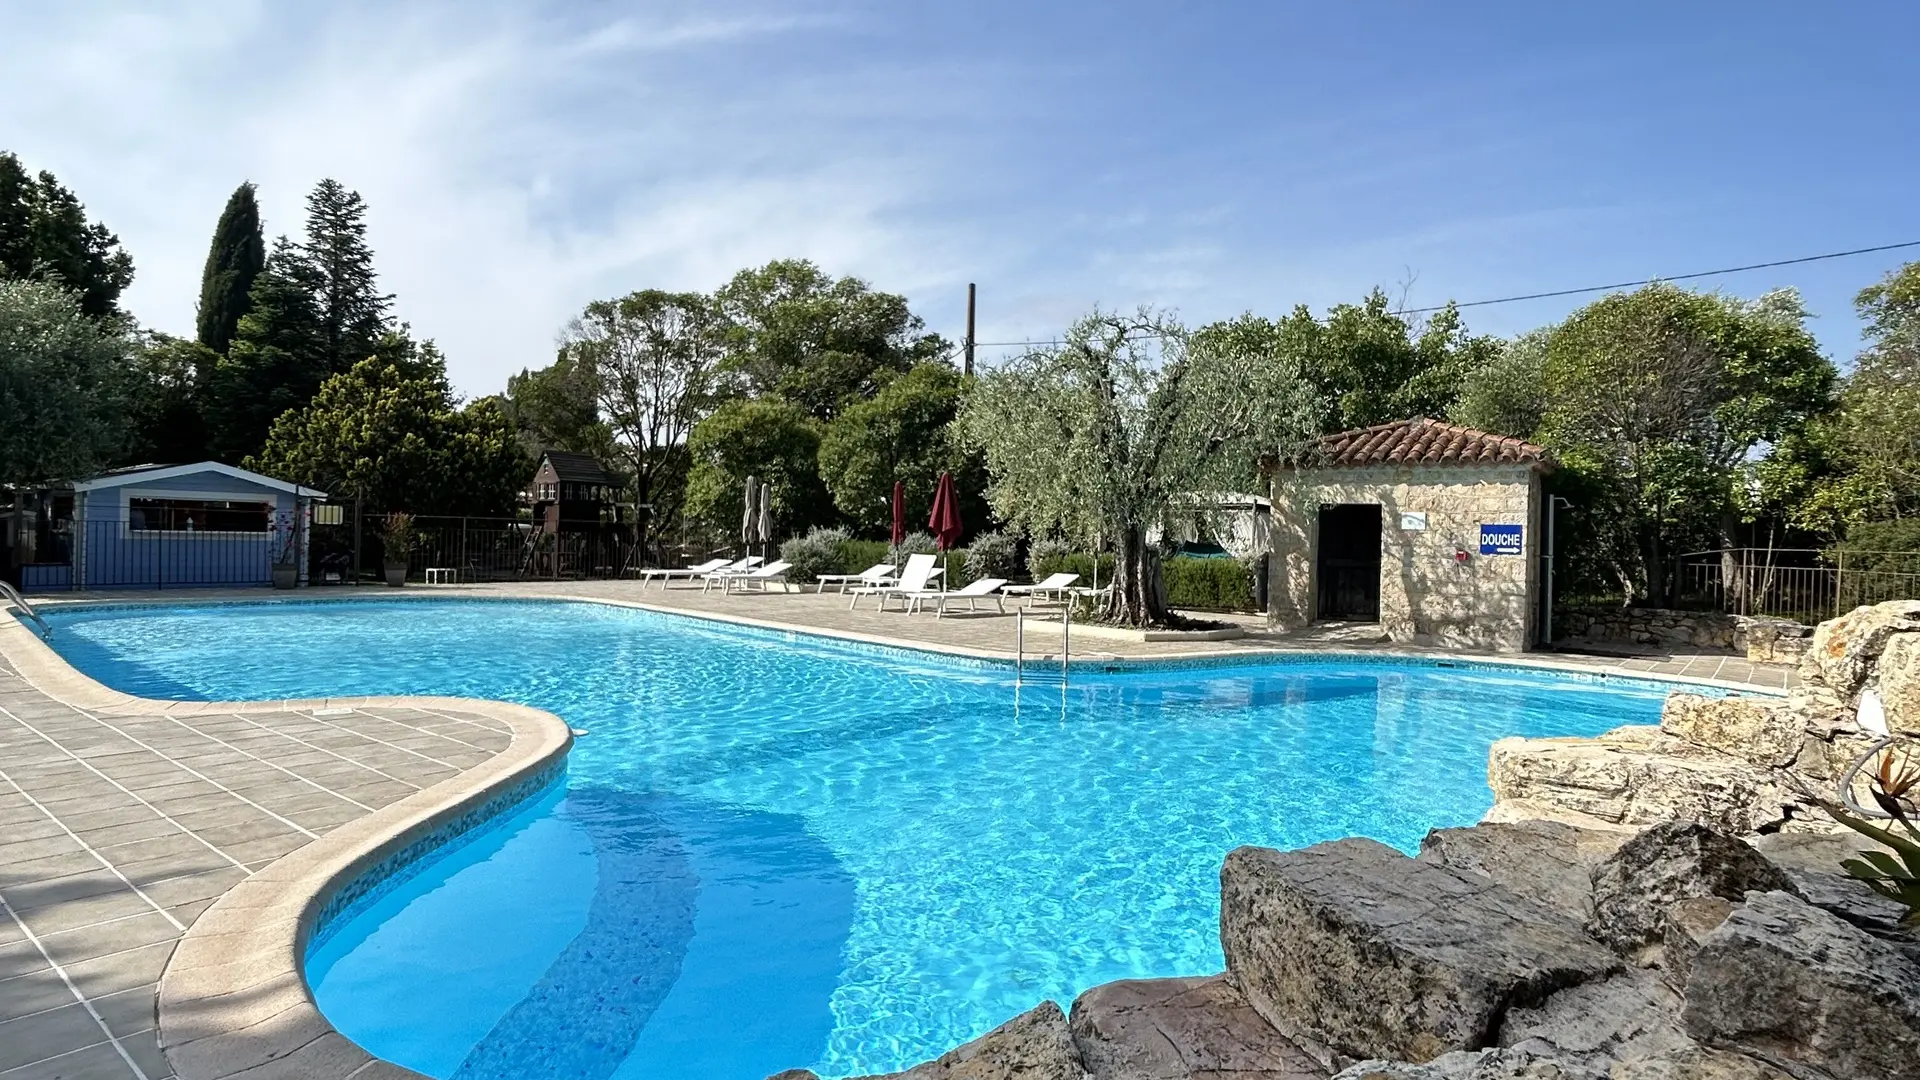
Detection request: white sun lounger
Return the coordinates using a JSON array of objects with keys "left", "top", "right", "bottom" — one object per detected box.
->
[
  {"left": 1001, "top": 572, "right": 1081, "bottom": 607},
  {"left": 635, "top": 557, "right": 733, "bottom": 589},
  {"left": 698, "top": 555, "right": 768, "bottom": 593},
  {"left": 890, "top": 576, "right": 1010, "bottom": 617},
  {"left": 814, "top": 562, "right": 898, "bottom": 594},
  {"left": 849, "top": 553, "right": 937, "bottom": 610},
  {"left": 718, "top": 560, "right": 794, "bottom": 594}
]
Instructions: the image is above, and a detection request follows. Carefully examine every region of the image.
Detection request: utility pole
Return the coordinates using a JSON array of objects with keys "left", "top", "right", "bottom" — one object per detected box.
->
[{"left": 964, "top": 282, "right": 976, "bottom": 376}]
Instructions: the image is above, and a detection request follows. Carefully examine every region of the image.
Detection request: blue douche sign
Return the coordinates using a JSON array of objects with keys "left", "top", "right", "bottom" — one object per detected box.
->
[{"left": 1479, "top": 523, "right": 1523, "bottom": 556}]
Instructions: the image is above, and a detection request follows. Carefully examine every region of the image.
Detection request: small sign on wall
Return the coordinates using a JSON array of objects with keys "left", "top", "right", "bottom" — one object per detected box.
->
[
  {"left": 1399, "top": 511, "right": 1428, "bottom": 531},
  {"left": 1479, "top": 523, "right": 1523, "bottom": 556}
]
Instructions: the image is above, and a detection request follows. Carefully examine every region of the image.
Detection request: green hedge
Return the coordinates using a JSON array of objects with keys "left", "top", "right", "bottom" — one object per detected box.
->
[
  {"left": 1031, "top": 551, "right": 1115, "bottom": 586},
  {"left": 1164, "top": 556, "right": 1256, "bottom": 611}
]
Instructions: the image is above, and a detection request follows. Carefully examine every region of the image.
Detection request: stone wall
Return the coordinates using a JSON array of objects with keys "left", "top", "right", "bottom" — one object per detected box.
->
[
  {"left": 1553, "top": 606, "right": 1813, "bottom": 663},
  {"left": 1268, "top": 463, "right": 1541, "bottom": 653}
]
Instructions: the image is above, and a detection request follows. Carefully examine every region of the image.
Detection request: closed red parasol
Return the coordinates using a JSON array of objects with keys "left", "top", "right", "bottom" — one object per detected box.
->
[
  {"left": 927, "top": 471, "right": 963, "bottom": 550},
  {"left": 891, "top": 480, "right": 907, "bottom": 547}
]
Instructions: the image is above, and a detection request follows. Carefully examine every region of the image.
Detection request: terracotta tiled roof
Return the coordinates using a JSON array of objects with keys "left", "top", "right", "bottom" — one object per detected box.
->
[{"left": 1275, "top": 418, "right": 1551, "bottom": 471}]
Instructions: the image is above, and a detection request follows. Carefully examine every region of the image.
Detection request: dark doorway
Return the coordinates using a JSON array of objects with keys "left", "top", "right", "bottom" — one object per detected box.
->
[{"left": 1316, "top": 504, "right": 1382, "bottom": 621}]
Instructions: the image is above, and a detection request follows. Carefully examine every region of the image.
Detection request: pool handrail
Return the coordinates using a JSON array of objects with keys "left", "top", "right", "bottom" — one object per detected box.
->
[{"left": 0, "top": 581, "right": 49, "bottom": 639}]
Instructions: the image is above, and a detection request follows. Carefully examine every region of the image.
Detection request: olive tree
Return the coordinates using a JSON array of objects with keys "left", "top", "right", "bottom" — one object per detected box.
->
[{"left": 959, "top": 309, "right": 1321, "bottom": 626}]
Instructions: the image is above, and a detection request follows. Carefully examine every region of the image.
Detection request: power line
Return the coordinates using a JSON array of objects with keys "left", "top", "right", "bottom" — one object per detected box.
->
[
  {"left": 1399, "top": 239, "right": 1920, "bottom": 314},
  {"left": 967, "top": 239, "right": 1920, "bottom": 348}
]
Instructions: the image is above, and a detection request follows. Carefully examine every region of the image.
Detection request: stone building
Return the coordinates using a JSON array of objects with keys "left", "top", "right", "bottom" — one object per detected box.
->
[{"left": 1264, "top": 418, "right": 1552, "bottom": 652}]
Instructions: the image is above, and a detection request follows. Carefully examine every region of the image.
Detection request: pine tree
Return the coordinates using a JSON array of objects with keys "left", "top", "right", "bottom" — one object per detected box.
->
[
  {"left": 194, "top": 182, "right": 265, "bottom": 353},
  {"left": 301, "top": 178, "right": 390, "bottom": 373},
  {"left": 205, "top": 236, "right": 329, "bottom": 461}
]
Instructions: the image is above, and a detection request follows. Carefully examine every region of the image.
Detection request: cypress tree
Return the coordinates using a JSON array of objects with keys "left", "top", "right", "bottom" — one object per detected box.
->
[
  {"left": 302, "top": 178, "right": 391, "bottom": 373},
  {"left": 205, "top": 236, "right": 329, "bottom": 462},
  {"left": 195, "top": 182, "right": 265, "bottom": 353}
]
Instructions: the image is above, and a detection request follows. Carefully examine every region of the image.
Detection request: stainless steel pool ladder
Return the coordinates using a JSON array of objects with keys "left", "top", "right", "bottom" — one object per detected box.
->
[
  {"left": 0, "top": 581, "right": 50, "bottom": 639},
  {"left": 1013, "top": 606, "right": 1068, "bottom": 686}
]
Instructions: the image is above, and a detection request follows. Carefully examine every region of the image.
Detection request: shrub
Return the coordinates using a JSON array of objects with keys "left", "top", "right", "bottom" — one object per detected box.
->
[
  {"left": 1027, "top": 538, "right": 1072, "bottom": 580},
  {"left": 1030, "top": 547, "right": 1115, "bottom": 587},
  {"left": 964, "top": 531, "right": 1021, "bottom": 583},
  {"left": 891, "top": 530, "right": 938, "bottom": 562},
  {"left": 780, "top": 526, "right": 850, "bottom": 584},
  {"left": 1164, "top": 556, "right": 1256, "bottom": 611},
  {"left": 840, "top": 539, "right": 892, "bottom": 576}
]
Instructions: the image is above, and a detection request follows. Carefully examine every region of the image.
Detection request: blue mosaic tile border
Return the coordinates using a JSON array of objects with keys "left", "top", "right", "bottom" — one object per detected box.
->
[
  {"left": 41, "top": 593, "right": 1778, "bottom": 698},
  {"left": 304, "top": 757, "right": 568, "bottom": 957}
]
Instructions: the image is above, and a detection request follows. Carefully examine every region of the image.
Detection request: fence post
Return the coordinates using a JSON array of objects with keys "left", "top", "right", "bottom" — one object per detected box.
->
[{"left": 1836, "top": 549, "right": 1846, "bottom": 620}]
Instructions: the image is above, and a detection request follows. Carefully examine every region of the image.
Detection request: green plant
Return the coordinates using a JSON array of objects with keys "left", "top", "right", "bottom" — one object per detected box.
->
[
  {"left": 1828, "top": 742, "right": 1920, "bottom": 924},
  {"left": 891, "top": 530, "right": 937, "bottom": 562},
  {"left": 1164, "top": 556, "right": 1257, "bottom": 611},
  {"left": 965, "top": 531, "right": 1021, "bottom": 582},
  {"left": 780, "top": 526, "right": 851, "bottom": 584},
  {"left": 840, "top": 539, "right": 892, "bottom": 576},
  {"left": 1030, "top": 548, "right": 1115, "bottom": 587},
  {"left": 378, "top": 512, "right": 416, "bottom": 566}
]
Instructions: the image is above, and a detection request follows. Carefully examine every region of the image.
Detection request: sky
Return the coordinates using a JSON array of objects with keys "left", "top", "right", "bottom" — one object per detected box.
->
[{"left": 3, "top": 1, "right": 1916, "bottom": 396}]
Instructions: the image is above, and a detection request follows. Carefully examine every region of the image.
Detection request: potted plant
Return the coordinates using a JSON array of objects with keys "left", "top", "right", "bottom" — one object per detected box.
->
[
  {"left": 379, "top": 512, "right": 415, "bottom": 587},
  {"left": 270, "top": 510, "right": 300, "bottom": 590}
]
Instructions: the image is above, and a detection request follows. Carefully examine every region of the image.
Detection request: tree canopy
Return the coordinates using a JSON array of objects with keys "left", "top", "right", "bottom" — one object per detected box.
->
[
  {"left": 0, "top": 278, "right": 133, "bottom": 486},
  {"left": 684, "top": 397, "right": 831, "bottom": 540},
  {"left": 960, "top": 308, "right": 1321, "bottom": 625},
  {"left": 195, "top": 182, "right": 265, "bottom": 354},
  {"left": 818, "top": 361, "right": 985, "bottom": 534},
  {"left": 248, "top": 339, "right": 530, "bottom": 515},
  {"left": 0, "top": 151, "right": 134, "bottom": 317},
  {"left": 714, "top": 258, "right": 947, "bottom": 421}
]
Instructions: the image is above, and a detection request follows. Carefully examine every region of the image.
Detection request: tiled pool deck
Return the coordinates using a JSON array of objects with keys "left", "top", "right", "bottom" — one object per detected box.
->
[{"left": 0, "top": 583, "right": 1797, "bottom": 1080}]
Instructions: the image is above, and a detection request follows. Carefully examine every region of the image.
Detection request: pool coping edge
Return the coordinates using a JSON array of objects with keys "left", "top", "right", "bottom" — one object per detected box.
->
[{"left": 0, "top": 616, "right": 575, "bottom": 1080}]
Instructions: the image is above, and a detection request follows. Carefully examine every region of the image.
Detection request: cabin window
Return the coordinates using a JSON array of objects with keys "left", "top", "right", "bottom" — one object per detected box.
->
[{"left": 128, "top": 498, "right": 273, "bottom": 532}]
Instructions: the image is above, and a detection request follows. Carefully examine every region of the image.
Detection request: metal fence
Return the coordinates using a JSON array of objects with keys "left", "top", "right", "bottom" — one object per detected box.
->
[
  {"left": 1675, "top": 548, "right": 1920, "bottom": 622},
  {"left": 309, "top": 514, "right": 658, "bottom": 585}
]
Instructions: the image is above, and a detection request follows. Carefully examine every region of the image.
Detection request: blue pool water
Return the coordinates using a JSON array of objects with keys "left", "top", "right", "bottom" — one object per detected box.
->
[{"left": 48, "top": 599, "right": 1673, "bottom": 1079}]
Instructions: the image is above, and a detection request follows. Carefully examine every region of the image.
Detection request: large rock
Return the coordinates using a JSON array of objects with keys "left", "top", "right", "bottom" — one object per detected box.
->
[
  {"left": 1798, "top": 600, "right": 1920, "bottom": 701},
  {"left": 1067, "top": 976, "right": 1326, "bottom": 1079},
  {"left": 1660, "top": 897, "right": 1735, "bottom": 990},
  {"left": 770, "top": 1001, "right": 1092, "bottom": 1080},
  {"left": 1659, "top": 696, "right": 1803, "bottom": 770},
  {"left": 1747, "top": 831, "right": 1911, "bottom": 936},
  {"left": 1489, "top": 728, "right": 1798, "bottom": 836},
  {"left": 1606, "top": 1047, "right": 1797, "bottom": 1080},
  {"left": 1330, "top": 1048, "right": 1604, "bottom": 1080},
  {"left": 1585, "top": 823, "right": 1796, "bottom": 960},
  {"left": 1681, "top": 890, "right": 1920, "bottom": 1080},
  {"left": 1495, "top": 970, "right": 1692, "bottom": 1069},
  {"left": 1877, "top": 631, "right": 1920, "bottom": 736},
  {"left": 1417, "top": 820, "right": 1629, "bottom": 922},
  {"left": 1220, "top": 840, "right": 1619, "bottom": 1068}
]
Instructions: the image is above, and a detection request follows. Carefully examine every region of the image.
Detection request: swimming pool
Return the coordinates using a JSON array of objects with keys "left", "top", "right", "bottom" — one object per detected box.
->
[{"left": 47, "top": 598, "right": 1674, "bottom": 1079}]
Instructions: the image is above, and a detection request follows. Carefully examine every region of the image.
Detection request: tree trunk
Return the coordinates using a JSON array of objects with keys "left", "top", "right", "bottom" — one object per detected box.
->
[{"left": 1106, "top": 525, "right": 1169, "bottom": 627}]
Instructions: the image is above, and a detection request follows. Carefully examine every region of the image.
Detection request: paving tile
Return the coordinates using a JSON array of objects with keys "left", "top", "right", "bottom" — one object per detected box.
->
[
  {"left": 0, "top": 1002, "right": 111, "bottom": 1072},
  {"left": 0, "top": 836, "right": 84, "bottom": 866},
  {"left": 138, "top": 869, "right": 247, "bottom": 911},
  {"left": 0, "top": 968, "right": 70, "bottom": 1024},
  {"left": 61, "top": 941, "right": 174, "bottom": 999},
  {"left": 14, "top": 891, "right": 154, "bottom": 938},
  {"left": 0, "top": 854, "right": 100, "bottom": 891},
  {"left": 39, "top": 914, "right": 179, "bottom": 968},
  {"left": 7, "top": 870, "right": 140, "bottom": 915},
  {"left": 90, "top": 984, "right": 156, "bottom": 1042},
  {"left": 0, "top": 938, "right": 52, "bottom": 982},
  {"left": 0, "top": 818, "right": 70, "bottom": 845},
  {"left": 122, "top": 1030, "right": 169, "bottom": 1080},
  {"left": 0, "top": 1040, "right": 142, "bottom": 1080},
  {"left": 68, "top": 820, "right": 181, "bottom": 852},
  {"left": 38, "top": 807, "right": 154, "bottom": 837}
]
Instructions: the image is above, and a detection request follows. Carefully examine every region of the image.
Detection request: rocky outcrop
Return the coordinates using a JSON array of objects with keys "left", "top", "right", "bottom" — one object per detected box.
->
[
  {"left": 1681, "top": 889, "right": 1920, "bottom": 1080},
  {"left": 1799, "top": 599, "right": 1920, "bottom": 701},
  {"left": 1067, "top": 976, "right": 1325, "bottom": 1079},
  {"left": 1488, "top": 726, "right": 1801, "bottom": 836},
  {"left": 1495, "top": 970, "right": 1692, "bottom": 1070},
  {"left": 1332, "top": 1047, "right": 1606, "bottom": 1079},
  {"left": 1606, "top": 1047, "right": 1797, "bottom": 1080},
  {"left": 1490, "top": 601, "right": 1920, "bottom": 838},
  {"left": 1747, "top": 831, "right": 1911, "bottom": 934},
  {"left": 1660, "top": 898, "right": 1735, "bottom": 990},
  {"left": 1658, "top": 696, "right": 1803, "bottom": 770},
  {"left": 1219, "top": 839, "right": 1620, "bottom": 1068},
  {"left": 1584, "top": 823, "right": 1797, "bottom": 959},
  {"left": 1416, "top": 820, "right": 1628, "bottom": 921}
]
